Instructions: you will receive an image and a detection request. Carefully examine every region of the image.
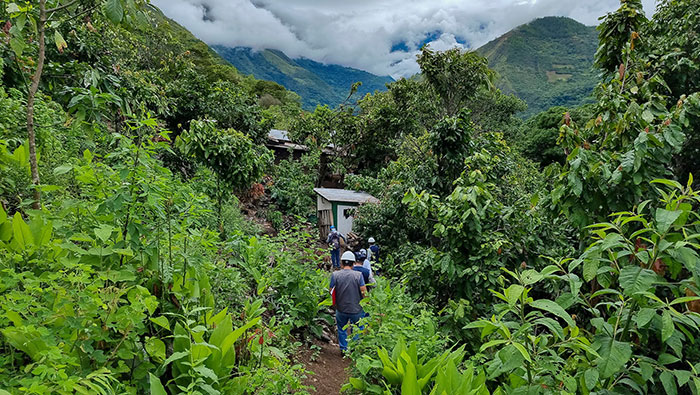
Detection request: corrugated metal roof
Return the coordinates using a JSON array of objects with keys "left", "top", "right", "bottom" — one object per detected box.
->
[
  {"left": 314, "top": 188, "right": 379, "bottom": 204},
  {"left": 268, "top": 129, "right": 335, "bottom": 150},
  {"left": 269, "top": 129, "right": 290, "bottom": 142}
]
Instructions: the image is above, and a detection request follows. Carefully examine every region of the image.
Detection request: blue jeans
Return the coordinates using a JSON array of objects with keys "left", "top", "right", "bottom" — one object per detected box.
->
[
  {"left": 331, "top": 248, "right": 340, "bottom": 268},
  {"left": 336, "top": 310, "right": 364, "bottom": 351}
]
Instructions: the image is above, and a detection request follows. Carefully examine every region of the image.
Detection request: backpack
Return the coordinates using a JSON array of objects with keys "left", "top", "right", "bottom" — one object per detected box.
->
[
  {"left": 370, "top": 245, "right": 379, "bottom": 260},
  {"left": 329, "top": 231, "right": 340, "bottom": 249}
]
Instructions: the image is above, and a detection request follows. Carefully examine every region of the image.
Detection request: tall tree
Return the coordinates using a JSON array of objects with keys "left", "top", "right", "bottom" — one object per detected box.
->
[
  {"left": 417, "top": 46, "right": 494, "bottom": 116},
  {"left": 594, "top": 0, "right": 648, "bottom": 74},
  {"left": 3, "top": 0, "right": 147, "bottom": 208}
]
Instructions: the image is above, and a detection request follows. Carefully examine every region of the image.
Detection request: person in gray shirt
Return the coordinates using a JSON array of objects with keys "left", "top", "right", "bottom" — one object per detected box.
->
[{"left": 330, "top": 251, "right": 367, "bottom": 352}]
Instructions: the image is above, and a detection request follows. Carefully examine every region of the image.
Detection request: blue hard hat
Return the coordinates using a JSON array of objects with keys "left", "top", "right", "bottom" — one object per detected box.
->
[{"left": 330, "top": 226, "right": 336, "bottom": 230}]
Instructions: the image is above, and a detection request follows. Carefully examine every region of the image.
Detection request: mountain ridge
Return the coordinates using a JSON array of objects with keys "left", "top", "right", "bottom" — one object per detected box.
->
[
  {"left": 213, "top": 46, "right": 394, "bottom": 110},
  {"left": 477, "top": 16, "right": 598, "bottom": 117}
]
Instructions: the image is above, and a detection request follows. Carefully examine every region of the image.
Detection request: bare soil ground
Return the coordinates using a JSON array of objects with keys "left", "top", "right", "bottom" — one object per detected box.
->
[{"left": 298, "top": 339, "right": 350, "bottom": 394}]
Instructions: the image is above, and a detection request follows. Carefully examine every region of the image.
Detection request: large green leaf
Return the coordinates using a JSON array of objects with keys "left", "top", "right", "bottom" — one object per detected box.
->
[
  {"left": 530, "top": 299, "right": 575, "bottom": 327},
  {"left": 348, "top": 377, "right": 365, "bottom": 390},
  {"left": 534, "top": 317, "right": 564, "bottom": 340},
  {"left": 674, "top": 370, "right": 692, "bottom": 387},
  {"left": 661, "top": 310, "right": 674, "bottom": 343},
  {"left": 669, "top": 246, "right": 699, "bottom": 272},
  {"left": 54, "top": 30, "right": 67, "bottom": 52},
  {"left": 150, "top": 316, "right": 170, "bottom": 331},
  {"left": 218, "top": 316, "right": 261, "bottom": 369},
  {"left": 583, "top": 259, "right": 599, "bottom": 282},
  {"left": 206, "top": 315, "right": 233, "bottom": 376},
  {"left": 660, "top": 371, "right": 677, "bottom": 395},
  {"left": 149, "top": 373, "right": 168, "bottom": 395},
  {"left": 595, "top": 336, "right": 632, "bottom": 379},
  {"left": 512, "top": 342, "right": 531, "bottom": 362},
  {"left": 656, "top": 208, "right": 682, "bottom": 234},
  {"left": 401, "top": 359, "right": 421, "bottom": 395},
  {"left": 161, "top": 351, "right": 189, "bottom": 368},
  {"left": 635, "top": 308, "right": 656, "bottom": 328},
  {"left": 11, "top": 212, "right": 33, "bottom": 250},
  {"left": 146, "top": 337, "right": 166, "bottom": 362},
  {"left": 29, "top": 218, "right": 52, "bottom": 247},
  {"left": 599, "top": 233, "right": 625, "bottom": 251},
  {"left": 104, "top": 0, "right": 124, "bottom": 23},
  {"left": 53, "top": 164, "right": 74, "bottom": 175},
  {"left": 1, "top": 327, "right": 48, "bottom": 361},
  {"left": 619, "top": 266, "right": 657, "bottom": 296},
  {"left": 209, "top": 314, "right": 232, "bottom": 349},
  {"left": 94, "top": 224, "right": 114, "bottom": 243},
  {"left": 505, "top": 284, "right": 524, "bottom": 305},
  {"left": 584, "top": 368, "right": 599, "bottom": 391},
  {"left": 9, "top": 37, "right": 25, "bottom": 57}
]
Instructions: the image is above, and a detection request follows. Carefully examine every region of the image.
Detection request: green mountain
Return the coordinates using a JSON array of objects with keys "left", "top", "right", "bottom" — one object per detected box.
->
[
  {"left": 477, "top": 16, "right": 598, "bottom": 118},
  {"left": 148, "top": 6, "right": 242, "bottom": 83},
  {"left": 212, "top": 46, "right": 394, "bottom": 110}
]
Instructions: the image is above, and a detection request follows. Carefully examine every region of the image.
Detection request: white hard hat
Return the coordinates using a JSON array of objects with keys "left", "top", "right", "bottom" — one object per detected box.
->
[
  {"left": 341, "top": 251, "right": 356, "bottom": 262},
  {"left": 368, "top": 237, "right": 375, "bottom": 243}
]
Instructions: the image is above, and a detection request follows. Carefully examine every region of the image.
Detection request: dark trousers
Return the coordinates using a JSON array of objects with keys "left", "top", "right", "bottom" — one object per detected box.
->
[
  {"left": 331, "top": 248, "right": 340, "bottom": 268},
  {"left": 335, "top": 310, "right": 364, "bottom": 351}
]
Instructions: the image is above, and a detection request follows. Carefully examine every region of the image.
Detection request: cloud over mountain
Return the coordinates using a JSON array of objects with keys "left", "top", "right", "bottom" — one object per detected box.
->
[{"left": 152, "top": 0, "right": 656, "bottom": 78}]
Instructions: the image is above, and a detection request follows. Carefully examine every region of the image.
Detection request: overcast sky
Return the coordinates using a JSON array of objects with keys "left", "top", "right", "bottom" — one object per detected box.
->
[{"left": 152, "top": 0, "right": 656, "bottom": 78}]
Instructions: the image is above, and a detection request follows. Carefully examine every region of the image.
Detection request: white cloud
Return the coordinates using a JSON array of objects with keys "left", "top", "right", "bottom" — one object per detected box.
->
[{"left": 152, "top": 0, "right": 658, "bottom": 79}]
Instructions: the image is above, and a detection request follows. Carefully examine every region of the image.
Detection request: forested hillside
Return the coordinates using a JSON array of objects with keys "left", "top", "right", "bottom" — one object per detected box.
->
[
  {"left": 214, "top": 46, "right": 394, "bottom": 110},
  {"left": 478, "top": 16, "right": 598, "bottom": 117},
  {"left": 2, "top": 0, "right": 700, "bottom": 394}
]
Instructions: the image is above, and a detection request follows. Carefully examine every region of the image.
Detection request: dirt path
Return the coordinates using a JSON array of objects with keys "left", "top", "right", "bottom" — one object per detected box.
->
[{"left": 298, "top": 339, "right": 350, "bottom": 394}]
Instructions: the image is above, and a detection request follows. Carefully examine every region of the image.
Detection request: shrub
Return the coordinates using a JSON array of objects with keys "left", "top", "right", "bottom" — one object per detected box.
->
[{"left": 270, "top": 151, "right": 319, "bottom": 218}]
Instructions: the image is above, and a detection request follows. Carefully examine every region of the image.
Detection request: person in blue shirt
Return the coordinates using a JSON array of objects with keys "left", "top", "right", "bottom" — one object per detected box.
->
[
  {"left": 358, "top": 248, "right": 374, "bottom": 277},
  {"left": 326, "top": 226, "right": 347, "bottom": 269},
  {"left": 352, "top": 252, "right": 371, "bottom": 284},
  {"left": 368, "top": 237, "right": 380, "bottom": 264}
]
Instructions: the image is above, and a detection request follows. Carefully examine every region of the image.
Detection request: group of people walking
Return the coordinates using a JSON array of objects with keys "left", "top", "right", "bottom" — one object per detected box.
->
[{"left": 326, "top": 226, "right": 380, "bottom": 353}]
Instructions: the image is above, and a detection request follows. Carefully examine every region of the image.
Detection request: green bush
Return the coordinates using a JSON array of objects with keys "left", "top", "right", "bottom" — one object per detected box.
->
[
  {"left": 345, "top": 280, "right": 450, "bottom": 392},
  {"left": 270, "top": 151, "right": 319, "bottom": 218}
]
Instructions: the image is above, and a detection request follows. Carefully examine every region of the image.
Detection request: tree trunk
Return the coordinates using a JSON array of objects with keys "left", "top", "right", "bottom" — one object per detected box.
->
[{"left": 26, "top": 0, "right": 47, "bottom": 209}]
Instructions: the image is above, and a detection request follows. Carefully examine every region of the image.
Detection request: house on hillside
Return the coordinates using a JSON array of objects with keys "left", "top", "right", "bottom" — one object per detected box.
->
[
  {"left": 266, "top": 129, "right": 336, "bottom": 161},
  {"left": 314, "top": 188, "right": 379, "bottom": 240},
  {"left": 267, "top": 129, "right": 341, "bottom": 187},
  {"left": 266, "top": 129, "right": 307, "bottom": 161}
]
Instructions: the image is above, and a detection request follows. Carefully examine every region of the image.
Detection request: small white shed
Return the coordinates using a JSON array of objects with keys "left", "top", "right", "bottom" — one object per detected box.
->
[{"left": 314, "top": 188, "right": 379, "bottom": 240}]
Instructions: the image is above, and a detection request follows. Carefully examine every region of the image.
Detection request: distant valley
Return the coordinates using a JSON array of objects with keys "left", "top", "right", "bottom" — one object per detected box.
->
[
  {"left": 213, "top": 47, "right": 394, "bottom": 110},
  {"left": 212, "top": 16, "right": 598, "bottom": 117}
]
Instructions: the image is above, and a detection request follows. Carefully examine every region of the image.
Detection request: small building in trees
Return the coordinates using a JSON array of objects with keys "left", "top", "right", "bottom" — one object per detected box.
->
[
  {"left": 266, "top": 129, "right": 307, "bottom": 162},
  {"left": 267, "top": 129, "right": 341, "bottom": 188},
  {"left": 314, "top": 188, "right": 379, "bottom": 240}
]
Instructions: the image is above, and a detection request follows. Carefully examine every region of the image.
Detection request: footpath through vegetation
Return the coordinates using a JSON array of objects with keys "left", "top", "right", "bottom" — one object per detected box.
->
[
  {"left": 299, "top": 340, "right": 350, "bottom": 394},
  {"left": 2, "top": 0, "right": 700, "bottom": 394}
]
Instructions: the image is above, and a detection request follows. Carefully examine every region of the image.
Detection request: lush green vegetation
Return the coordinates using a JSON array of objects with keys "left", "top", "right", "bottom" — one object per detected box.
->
[
  {"left": 2, "top": 0, "right": 700, "bottom": 394},
  {"left": 0, "top": 1, "right": 320, "bottom": 393},
  {"left": 478, "top": 16, "right": 599, "bottom": 118},
  {"left": 213, "top": 47, "right": 395, "bottom": 111}
]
